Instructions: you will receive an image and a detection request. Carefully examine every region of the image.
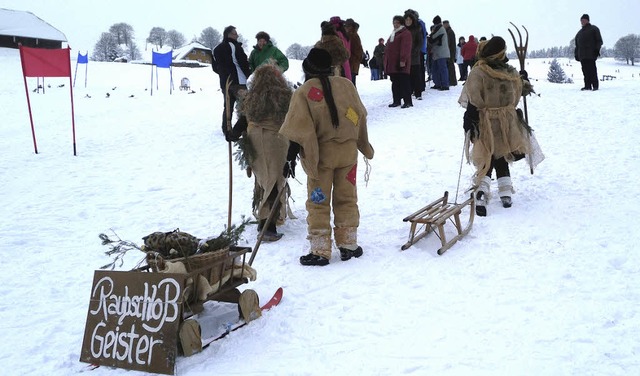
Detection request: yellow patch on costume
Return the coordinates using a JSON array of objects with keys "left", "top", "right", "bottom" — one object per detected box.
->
[{"left": 346, "top": 107, "right": 359, "bottom": 126}]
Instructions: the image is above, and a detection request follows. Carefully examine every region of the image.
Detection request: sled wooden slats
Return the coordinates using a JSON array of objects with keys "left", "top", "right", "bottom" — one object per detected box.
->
[{"left": 401, "top": 191, "right": 475, "bottom": 255}]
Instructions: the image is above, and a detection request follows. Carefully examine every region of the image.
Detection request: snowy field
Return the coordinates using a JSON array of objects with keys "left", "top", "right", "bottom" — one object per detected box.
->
[{"left": 1, "top": 46, "right": 639, "bottom": 375}]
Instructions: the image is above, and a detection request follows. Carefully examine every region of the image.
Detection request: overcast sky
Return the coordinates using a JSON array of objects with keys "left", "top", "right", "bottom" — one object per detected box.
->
[{"left": 2, "top": 0, "right": 638, "bottom": 54}]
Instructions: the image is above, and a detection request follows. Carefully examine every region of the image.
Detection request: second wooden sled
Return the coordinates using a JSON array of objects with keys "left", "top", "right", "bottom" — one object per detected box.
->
[{"left": 401, "top": 191, "right": 475, "bottom": 255}]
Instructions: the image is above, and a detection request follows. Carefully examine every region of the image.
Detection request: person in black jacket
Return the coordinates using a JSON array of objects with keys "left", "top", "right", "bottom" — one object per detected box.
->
[
  {"left": 212, "top": 25, "right": 252, "bottom": 138},
  {"left": 574, "top": 14, "right": 603, "bottom": 91}
]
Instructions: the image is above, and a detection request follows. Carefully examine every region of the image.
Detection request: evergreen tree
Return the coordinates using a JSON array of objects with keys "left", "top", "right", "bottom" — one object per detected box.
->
[{"left": 547, "top": 58, "right": 570, "bottom": 83}]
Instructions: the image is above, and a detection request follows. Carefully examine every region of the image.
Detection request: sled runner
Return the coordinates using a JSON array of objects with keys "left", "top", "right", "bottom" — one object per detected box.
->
[{"left": 401, "top": 191, "right": 475, "bottom": 255}]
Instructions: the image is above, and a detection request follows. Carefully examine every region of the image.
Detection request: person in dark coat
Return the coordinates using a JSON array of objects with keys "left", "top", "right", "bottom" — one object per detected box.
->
[
  {"left": 212, "top": 25, "right": 252, "bottom": 139},
  {"left": 574, "top": 14, "right": 603, "bottom": 91},
  {"left": 443, "top": 20, "right": 457, "bottom": 86},
  {"left": 404, "top": 9, "right": 425, "bottom": 100}
]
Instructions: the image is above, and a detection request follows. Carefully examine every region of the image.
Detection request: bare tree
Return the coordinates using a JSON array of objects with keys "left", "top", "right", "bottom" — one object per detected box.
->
[
  {"left": 198, "top": 27, "right": 221, "bottom": 51},
  {"left": 614, "top": 34, "right": 640, "bottom": 65},
  {"left": 286, "top": 43, "right": 312, "bottom": 60},
  {"left": 124, "top": 41, "right": 142, "bottom": 61},
  {"left": 147, "top": 27, "right": 168, "bottom": 49},
  {"left": 109, "top": 23, "right": 135, "bottom": 46},
  {"left": 93, "top": 32, "right": 124, "bottom": 61},
  {"left": 167, "top": 30, "right": 186, "bottom": 49}
]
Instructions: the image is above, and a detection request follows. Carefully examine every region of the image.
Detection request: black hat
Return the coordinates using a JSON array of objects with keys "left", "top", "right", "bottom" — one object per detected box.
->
[
  {"left": 480, "top": 36, "right": 507, "bottom": 58},
  {"left": 581, "top": 14, "right": 590, "bottom": 21},
  {"left": 303, "top": 48, "right": 333, "bottom": 75},
  {"left": 433, "top": 15, "right": 441, "bottom": 24}
]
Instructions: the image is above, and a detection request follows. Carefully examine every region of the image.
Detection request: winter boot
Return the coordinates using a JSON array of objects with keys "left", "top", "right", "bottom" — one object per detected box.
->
[
  {"left": 299, "top": 253, "right": 330, "bottom": 266},
  {"left": 475, "top": 176, "right": 491, "bottom": 217},
  {"left": 339, "top": 246, "right": 363, "bottom": 261},
  {"left": 497, "top": 176, "right": 513, "bottom": 208},
  {"left": 300, "top": 234, "right": 331, "bottom": 266},
  {"left": 259, "top": 219, "right": 283, "bottom": 242},
  {"left": 334, "top": 227, "right": 363, "bottom": 261}
]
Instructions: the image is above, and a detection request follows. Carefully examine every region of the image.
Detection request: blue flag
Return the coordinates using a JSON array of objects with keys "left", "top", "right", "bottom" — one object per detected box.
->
[
  {"left": 152, "top": 50, "right": 172, "bottom": 68},
  {"left": 77, "top": 52, "right": 88, "bottom": 64}
]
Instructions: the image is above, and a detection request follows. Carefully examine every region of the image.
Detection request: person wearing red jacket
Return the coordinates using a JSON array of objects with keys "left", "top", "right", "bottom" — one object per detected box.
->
[
  {"left": 460, "top": 35, "right": 478, "bottom": 80},
  {"left": 384, "top": 15, "right": 413, "bottom": 108}
]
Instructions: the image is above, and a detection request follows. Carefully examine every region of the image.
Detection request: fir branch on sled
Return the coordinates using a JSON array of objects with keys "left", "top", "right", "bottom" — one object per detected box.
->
[
  {"left": 98, "top": 217, "right": 251, "bottom": 270},
  {"left": 98, "top": 231, "right": 144, "bottom": 270},
  {"left": 200, "top": 216, "right": 250, "bottom": 251}
]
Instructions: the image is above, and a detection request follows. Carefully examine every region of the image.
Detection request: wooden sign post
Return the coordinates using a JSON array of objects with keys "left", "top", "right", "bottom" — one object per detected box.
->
[{"left": 80, "top": 270, "right": 186, "bottom": 375}]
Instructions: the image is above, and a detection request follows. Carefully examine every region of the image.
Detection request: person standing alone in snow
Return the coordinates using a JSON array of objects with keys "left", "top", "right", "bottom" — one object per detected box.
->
[
  {"left": 280, "top": 48, "right": 374, "bottom": 266},
  {"left": 574, "top": 13, "right": 603, "bottom": 91}
]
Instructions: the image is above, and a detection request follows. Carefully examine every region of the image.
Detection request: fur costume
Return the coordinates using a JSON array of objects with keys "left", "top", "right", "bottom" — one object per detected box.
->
[
  {"left": 315, "top": 22, "right": 350, "bottom": 78},
  {"left": 239, "top": 64, "right": 293, "bottom": 223}
]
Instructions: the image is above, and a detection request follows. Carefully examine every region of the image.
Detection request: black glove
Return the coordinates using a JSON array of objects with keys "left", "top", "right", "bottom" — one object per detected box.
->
[
  {"left": 283, "top": 142, "right": 300, "bottom": 178},
  {"left": 283, "top": 160, "right": 296, "bottom": 178},
  {"left": 519, "top": 70, "right": 528, "bottom": 81},
  {"left": 463, "top": 104, "right": 479, "bottom": 141}
]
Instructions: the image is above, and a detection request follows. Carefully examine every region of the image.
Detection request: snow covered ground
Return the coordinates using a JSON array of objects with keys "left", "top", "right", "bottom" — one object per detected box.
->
[{"left": 1, "top": 47, "right": 639, "bottom": 375}]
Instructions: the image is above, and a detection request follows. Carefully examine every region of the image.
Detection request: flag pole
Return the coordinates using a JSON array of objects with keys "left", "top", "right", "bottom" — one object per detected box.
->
[{"left": 18, "top": 45, "right": 39, "bottom": 154}]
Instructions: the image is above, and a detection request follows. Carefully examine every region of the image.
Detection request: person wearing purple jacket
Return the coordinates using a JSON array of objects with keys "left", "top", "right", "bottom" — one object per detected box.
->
[{"left": 384, "top": 15, "right": 413, "bottom": 108}]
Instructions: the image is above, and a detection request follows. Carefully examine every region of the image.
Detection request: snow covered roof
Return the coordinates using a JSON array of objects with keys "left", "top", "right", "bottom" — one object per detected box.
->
[
  {"left": 172, "top": 42, "right": 210, "bottom": 60},
  {"left": 0, "top": 8, "right": 67, "bottom": 42}
]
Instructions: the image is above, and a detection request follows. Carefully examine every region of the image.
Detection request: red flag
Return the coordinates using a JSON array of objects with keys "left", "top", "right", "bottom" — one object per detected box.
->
[{"left": 19, "top": 46, "right": 71, "bottom": 77}]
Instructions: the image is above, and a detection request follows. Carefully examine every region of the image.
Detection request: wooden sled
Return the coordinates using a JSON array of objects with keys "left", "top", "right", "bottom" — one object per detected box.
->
[
  {"left": 401, "top": 191, "right": 475, "bottom": 255},
  {"left": 138, "top": 245, "right": 254, "bottom": 313}
]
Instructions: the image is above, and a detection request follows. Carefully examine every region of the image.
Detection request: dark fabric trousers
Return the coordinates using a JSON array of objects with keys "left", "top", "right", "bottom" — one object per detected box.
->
[
  {"left": 486, "top": 156, "right": 510, "bottom": 178},
  {"left": 447, "top": 57, "right": 457, "bottom": 86},
  {"left": 410, "top": 64, "right": 424, "bottom": 97},
  {"left": 580, "top": 59, "right": 599, "bottom": 90},
  {"left": 220, "top": 83, "right": 247, "bottom": 132},
  {"left": 389, "top": 73, "right": 412, "bottom": 106},
  {"left": 432, "top": 58, "right": 449, "bottom": 89}
]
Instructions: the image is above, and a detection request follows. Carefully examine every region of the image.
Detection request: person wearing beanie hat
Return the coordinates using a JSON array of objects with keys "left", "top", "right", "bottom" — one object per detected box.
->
[
  {"left": 458, "top": 35, "right": 537, "bottom": 217},
  {"left": 249, "top": 31, "right": 289, "bottom": 72},
  {"left": 279, "top": 48, "right": 375, "bottom": 266},
  {"left": 427, "top": 15, "right": 450, "bottom": 90},
  {"left": 575, "top": 13, "right": 603, "bottom": 90}
]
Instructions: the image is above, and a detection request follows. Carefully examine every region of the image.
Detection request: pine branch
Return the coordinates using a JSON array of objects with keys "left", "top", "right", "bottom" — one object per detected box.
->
[{"left": 98, "top": 230, "right": 144, "bottom": 270}]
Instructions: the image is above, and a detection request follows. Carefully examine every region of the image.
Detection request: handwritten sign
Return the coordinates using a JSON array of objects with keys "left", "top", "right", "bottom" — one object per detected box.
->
[{"left": 80, "top": 270, "right": 185, "bottom": 375}]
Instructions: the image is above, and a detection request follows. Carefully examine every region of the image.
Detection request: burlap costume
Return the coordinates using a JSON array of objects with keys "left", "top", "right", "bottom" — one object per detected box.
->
[
  {"left": 239, "top": 65, "right": 293, "bottom": 229},
  {"left": 247, "top": 122, "right": 289, "bottom": 221},
  {"left": 457, "top": 45, "right": 532, "bottom": 186},
  {"left": 280, "top": 75, "right": 374, "bottom": 260}
]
